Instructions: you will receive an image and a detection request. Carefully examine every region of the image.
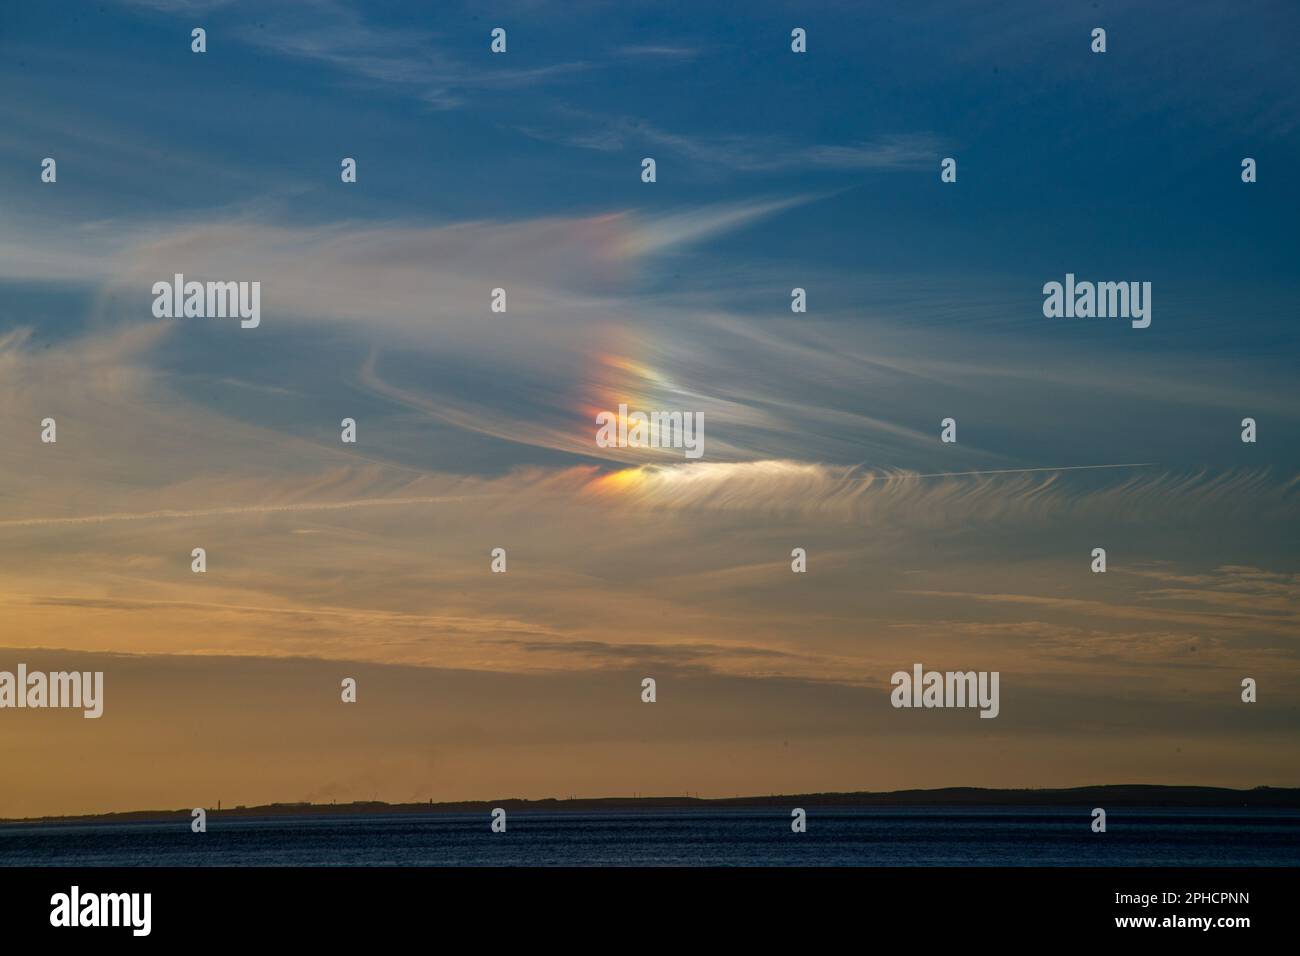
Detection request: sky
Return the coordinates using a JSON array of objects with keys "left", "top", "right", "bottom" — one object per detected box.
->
[{"left": 0, "top": 0, "right": 1297, "bottom": 818}]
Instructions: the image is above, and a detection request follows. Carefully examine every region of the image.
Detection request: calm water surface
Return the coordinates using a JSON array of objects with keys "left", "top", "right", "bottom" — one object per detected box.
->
[{"left": 2, "top": 807, "right": 1298, "bottom": 866}]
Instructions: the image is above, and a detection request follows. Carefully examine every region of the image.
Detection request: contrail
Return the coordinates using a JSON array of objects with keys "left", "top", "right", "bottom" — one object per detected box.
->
[
  {"left": 0, "top": 495, "right": 471, "bottom": 528},
  {"left": 850, "top": 462, "right": 1158, "bottom": 481},
  {"left": 0, "top": 462, "right": 1160, "bottom": 527}
]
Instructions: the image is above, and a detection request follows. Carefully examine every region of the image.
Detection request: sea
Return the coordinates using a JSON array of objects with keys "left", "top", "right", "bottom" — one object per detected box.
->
[{"left": 3, "top": 806, "right": 1300, "bottom": 866}]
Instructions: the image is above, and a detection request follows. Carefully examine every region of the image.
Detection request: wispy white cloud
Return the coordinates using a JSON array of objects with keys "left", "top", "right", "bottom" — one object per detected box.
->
[
  {"left": 3, "top": 195, "right": 1295, "bottom": 480},
  {"left": 616, "top": 44, "right": 703, "bottom": 59},
  {"left": 126, "top": 0, "right": 594, "bottom": 110},
  {"left": 517, "top": 114, "right": 943, "bottom": 173}
]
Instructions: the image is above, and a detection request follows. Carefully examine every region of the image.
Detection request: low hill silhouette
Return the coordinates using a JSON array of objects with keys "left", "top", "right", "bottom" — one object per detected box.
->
[{"left": 4, "top": 784, "right": 1298, "bottom": 826}]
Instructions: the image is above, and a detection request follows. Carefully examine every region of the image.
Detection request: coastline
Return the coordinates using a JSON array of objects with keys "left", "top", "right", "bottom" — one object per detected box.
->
[{"left": 5, "top": 784, "right": 1298, "bottom": 827}]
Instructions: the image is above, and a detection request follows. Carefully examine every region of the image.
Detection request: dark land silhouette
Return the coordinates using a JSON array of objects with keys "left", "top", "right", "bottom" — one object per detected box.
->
[{"left": 4, "top": 785, "right": 1298, "bottom": 826}]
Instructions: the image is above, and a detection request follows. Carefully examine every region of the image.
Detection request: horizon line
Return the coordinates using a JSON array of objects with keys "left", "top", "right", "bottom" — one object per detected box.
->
[{"left": 6, "top": 782, "right": 1297, "bottom": 825}]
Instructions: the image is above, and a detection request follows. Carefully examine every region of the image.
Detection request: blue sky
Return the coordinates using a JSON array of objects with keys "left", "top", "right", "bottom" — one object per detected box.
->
[
  {"left": 2, "top": 1, "right": 1296, "bottom": 477},
  {"left": 6, "top": 2, "right": 1298, "bottom": 275}
]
